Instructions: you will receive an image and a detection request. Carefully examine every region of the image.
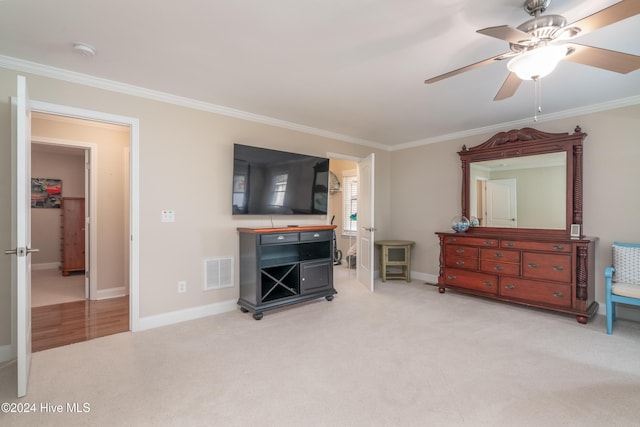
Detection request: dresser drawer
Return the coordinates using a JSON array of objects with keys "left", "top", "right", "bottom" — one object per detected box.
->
[
  {"left": 445, "top": 245, "right": 478, "bottom": 259},
  {"left": 442, "top": 236, "right": 498, "bottom": 247},
  {"left": 261, "top": 232, "right": 299, "bottom": 245},
  {"left": 501, "top": 240, "right": 571, "bottom": 253},
  {"left": 480, "top": 249, "right": 520, "bottom": 263},
  {"left": 300, "top": 230, "right": 332, "bottom": 242},
  {"left": 445, "top": 256, "right": 478, "bottom": 270},
  {"left": 499, "top": 277, "right": 571, "bottom": 307},
  {"left": 480, "top": 260, "right": 520, "bottom": 276},
  {"left": 522, "top": 253, "right": 571, "bottom": 282},
  {"left": 443, "top": 268, "right": 497, "bottom": 294}
]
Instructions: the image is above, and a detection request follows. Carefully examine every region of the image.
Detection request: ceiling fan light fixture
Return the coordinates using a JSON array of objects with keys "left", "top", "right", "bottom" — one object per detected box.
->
[{"left": 507, "top": 44, "right": 568, "bottom": 80}]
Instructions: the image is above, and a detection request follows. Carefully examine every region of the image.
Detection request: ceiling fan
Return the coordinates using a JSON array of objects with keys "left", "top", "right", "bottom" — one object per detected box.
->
[{"left": 424, "top": 0, "right": 640, "bottom": 100}]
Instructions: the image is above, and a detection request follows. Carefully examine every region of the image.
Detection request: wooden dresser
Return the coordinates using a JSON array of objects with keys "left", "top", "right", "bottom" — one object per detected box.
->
[
  {"left": 60, "top": 197, "right": 85, "bottom": 276},
  {"left": 437, "top": 232, "right": 598, "bottom": 323},
  {"left": 438, "top": 126, "right": 598, "bottom": 324}
]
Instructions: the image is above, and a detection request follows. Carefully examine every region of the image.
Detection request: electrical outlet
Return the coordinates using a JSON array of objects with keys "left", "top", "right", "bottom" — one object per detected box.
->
[{"left": 178, "top": 281, "right": 186, "bottom": 293}]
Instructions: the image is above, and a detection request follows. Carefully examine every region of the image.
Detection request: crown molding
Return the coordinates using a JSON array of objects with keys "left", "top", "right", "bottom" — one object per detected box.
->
[
  {"left": 392, "top": 94, "right": 640, "bottom": 151},
  {"left": 2, "top": 54, "right": 638, "bottom": 153},
  {"left": 0, "top": 55, "right": 389, "bottom": 151}
]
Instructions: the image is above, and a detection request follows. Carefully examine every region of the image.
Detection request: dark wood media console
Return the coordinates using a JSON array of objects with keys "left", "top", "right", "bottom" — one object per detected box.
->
[{"left": 237, "top": 225, "right": 337, "bottom": 320}]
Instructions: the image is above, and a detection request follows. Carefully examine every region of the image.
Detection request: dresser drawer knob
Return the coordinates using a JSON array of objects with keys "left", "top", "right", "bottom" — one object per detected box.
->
[
  {"left": 505, "top": 242, "right": 515, "bottom": 247},
  {"left": 449, "top": 238, "right": 457, "bottom": 243},
  {"left": 553, "top": 245, "right": 565, "bottom": 250},
  {"left": 313, "top": 233, "right": 320, "bottom": 238},
  {"left": 494, "top": 265, "right": 504, "bottom": 271},
  {"left": 456, "top": 260, "right": 465, "bottom": 266},
  {"left": 277, "top": 235, "right": 285, "bottom": 240},
  {"left": 504, "top": 284, "right": 516, "bottom": 290},
  {"left": 552, "top": 292, "right": 564, "bottom": 298},
  {"left": 553, "top": 265, "right": 564, "bottom": 271},
  {"left": 484, "top": 241, "right": 494, "bottom": 245},
  {"left": 447, "top": 275, "right": 457, "bottom": 280},
  {"left": 528, "top": 263, "right": 539, "bottom": 269},
  {"left": 483, "top": 281, "right": 493, "bottom": 287},
  {"left": 495, "top": 253, "right": 503, "bottom": 258},
  {"left": 456, "top": 249, "right": 465, "bottom": 254}
]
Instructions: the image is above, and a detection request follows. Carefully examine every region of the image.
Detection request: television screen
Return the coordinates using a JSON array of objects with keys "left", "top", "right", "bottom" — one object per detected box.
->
[{"left": 232, "top": 144, "right": 329, "bottom": 215}]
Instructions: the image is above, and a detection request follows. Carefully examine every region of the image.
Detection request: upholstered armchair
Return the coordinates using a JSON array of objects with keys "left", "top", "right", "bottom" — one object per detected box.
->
[{"left": 605, "top": 242, "right": 640, "bottom": 334}]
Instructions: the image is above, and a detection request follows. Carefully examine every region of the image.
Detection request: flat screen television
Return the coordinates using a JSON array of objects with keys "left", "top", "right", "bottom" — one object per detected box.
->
[{"left": 232, "top": 144, "right": 329, "bottom": 215}]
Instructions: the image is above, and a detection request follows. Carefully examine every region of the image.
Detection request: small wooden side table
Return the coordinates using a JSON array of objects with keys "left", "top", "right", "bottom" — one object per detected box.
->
[{"left": 375, "top": 240, "right": 415, "bottom": 282}]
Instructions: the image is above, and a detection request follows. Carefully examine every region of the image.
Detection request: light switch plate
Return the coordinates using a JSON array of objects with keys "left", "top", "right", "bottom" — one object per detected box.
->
[{"left": 161, "top": 210, "right": 175, "bottom": 223}]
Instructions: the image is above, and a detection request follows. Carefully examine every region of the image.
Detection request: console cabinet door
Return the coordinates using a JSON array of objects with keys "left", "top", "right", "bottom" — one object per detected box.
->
[{"left": 300, "top": 260, "right": 331, "bottom": 293}]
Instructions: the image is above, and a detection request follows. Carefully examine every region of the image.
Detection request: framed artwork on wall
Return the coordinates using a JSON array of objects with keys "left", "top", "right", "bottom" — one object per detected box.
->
[{"left": 31, "top": 178, "right": 62, "bottom": 208}]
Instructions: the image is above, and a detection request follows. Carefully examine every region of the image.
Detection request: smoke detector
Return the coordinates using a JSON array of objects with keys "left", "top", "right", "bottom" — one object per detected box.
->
[{"left": 73, "top": 42, "right": 96, "bottom": 57}]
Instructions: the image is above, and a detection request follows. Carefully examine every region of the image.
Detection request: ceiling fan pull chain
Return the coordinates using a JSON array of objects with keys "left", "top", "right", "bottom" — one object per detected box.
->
[{"left": 533, "top": 77, "right": 541, "bottom": 122}]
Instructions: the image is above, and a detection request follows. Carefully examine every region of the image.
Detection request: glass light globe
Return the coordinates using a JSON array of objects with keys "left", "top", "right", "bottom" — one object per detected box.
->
[{"left": 507, "top": 45, "right": 569, "bottom": 80}]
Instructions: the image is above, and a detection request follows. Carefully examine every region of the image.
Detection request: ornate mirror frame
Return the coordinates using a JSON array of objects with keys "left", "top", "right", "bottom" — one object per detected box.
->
[{"left": 459, "top": 126, "right": 586, "bottom": 237}]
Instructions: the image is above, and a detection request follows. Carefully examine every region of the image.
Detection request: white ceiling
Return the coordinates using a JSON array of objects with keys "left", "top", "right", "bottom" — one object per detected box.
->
[{"left": 1, "top": 0, "right": 639, "bottom": 149}]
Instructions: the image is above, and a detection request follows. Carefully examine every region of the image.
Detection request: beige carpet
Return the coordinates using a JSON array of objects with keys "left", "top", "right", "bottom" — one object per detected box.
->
[
  {"left": 31, "top": 268, "right": 85, "bottom": 307},
  {"left": 2, "top": 266, "right": 640, "bottom": 426}
]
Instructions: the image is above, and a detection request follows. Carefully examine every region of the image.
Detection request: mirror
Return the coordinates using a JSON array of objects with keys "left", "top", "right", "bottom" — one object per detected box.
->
[
  {"left": 469, "top": 152, "right": 566, "bottom": 229},
  {"left": 459, "top": 127, "right": 585, "bottom": 237}
]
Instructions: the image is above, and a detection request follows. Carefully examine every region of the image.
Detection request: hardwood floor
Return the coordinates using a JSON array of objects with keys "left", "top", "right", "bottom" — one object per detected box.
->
[{"left": 31, "top": 296, "right": 129, "bottom": 352}]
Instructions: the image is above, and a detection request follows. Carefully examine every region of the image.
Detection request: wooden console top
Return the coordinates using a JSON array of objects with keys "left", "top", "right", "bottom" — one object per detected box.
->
[{"left": 237, "top": 225, "right": 337, "bottom": 234}]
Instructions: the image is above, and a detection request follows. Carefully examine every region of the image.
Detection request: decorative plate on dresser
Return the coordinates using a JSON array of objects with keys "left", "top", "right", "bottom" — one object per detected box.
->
[{"left": 437, "top": 126, "right": 598, "bottom": 324}]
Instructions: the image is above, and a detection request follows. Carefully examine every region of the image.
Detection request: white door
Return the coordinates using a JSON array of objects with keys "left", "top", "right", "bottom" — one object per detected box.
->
[
  {"left": 357, "top": 154, "right": 375, "bottom": 291},
  {"left": 8, "top": 76, "right": 34, "bottom": 397},
  {"left": 84, "top": 149, "right": 90, "bottom": 299},
  {"left": 486, "top": 178, "right": 517, "bottom": 227}
]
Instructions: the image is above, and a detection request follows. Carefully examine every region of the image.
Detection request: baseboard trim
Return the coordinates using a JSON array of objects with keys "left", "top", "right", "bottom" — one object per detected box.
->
[
  {"left": 32, "top": 262, "right": 60, "bottom": 271},
  {"left": 0, "top": 344, "right": 15, "bottom": 363},
  {"left": 95, "top": 287, "right": 127, "bottom": 300},
  {"left": 600, "top": 304, "right": 640, "bottom": 321},
  {"left": 410, "top": 271, "right": 439, "bottom": 286},
  {"left": 137, "top": 299, "right": 238, "bottom": 331}
]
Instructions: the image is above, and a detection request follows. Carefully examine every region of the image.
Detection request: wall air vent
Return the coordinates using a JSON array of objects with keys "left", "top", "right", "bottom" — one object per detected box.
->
[{"left": 204, "top": 257, "right": 234, "bottom": 290}]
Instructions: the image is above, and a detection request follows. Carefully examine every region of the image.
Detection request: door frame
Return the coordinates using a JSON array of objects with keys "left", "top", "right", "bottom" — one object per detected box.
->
[
  {"left": 30, "top": 100, "right": 141, "bottom": 331},
  {"left": 327, "top": 151, "right": 375, "bottom": 291},
  {"left": 32, "top": 138, "right": 98, "bottom": 299}
]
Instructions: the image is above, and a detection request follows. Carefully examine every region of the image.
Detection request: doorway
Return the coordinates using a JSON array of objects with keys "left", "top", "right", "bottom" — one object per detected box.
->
[
  {"left": 328, "top": 157, "right": 358, "bottom": 274},
  {"left": 31, "top": 143, "right": 88, "bottom": 307},
  {"left": 328, "top": 152, "right": 375, "bottom": 292},
  {"left": 29, "top": 112, "right": 132, "bottom": 351}
]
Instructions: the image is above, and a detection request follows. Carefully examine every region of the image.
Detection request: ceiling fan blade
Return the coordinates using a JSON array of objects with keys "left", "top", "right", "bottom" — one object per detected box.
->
[
  {"left": 494, "top": 73, "right": 522, "bottom": 101},
  {"left": 564, "top": 43, "right": 640, "bottom": 74},
  {"left": 477, "top": 25, "right": 536, "bottom": 45},
  {"left": 568, "top": 0, "right": 640, "bottom": 38},
  {"left": 424, "top": 52, "right": 513, "bottom": 84}
]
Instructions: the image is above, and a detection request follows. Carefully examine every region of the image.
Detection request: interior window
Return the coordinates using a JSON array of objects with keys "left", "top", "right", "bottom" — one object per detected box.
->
[{"left": 342, "top": 170, "right": 357, "bottom": 236}]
